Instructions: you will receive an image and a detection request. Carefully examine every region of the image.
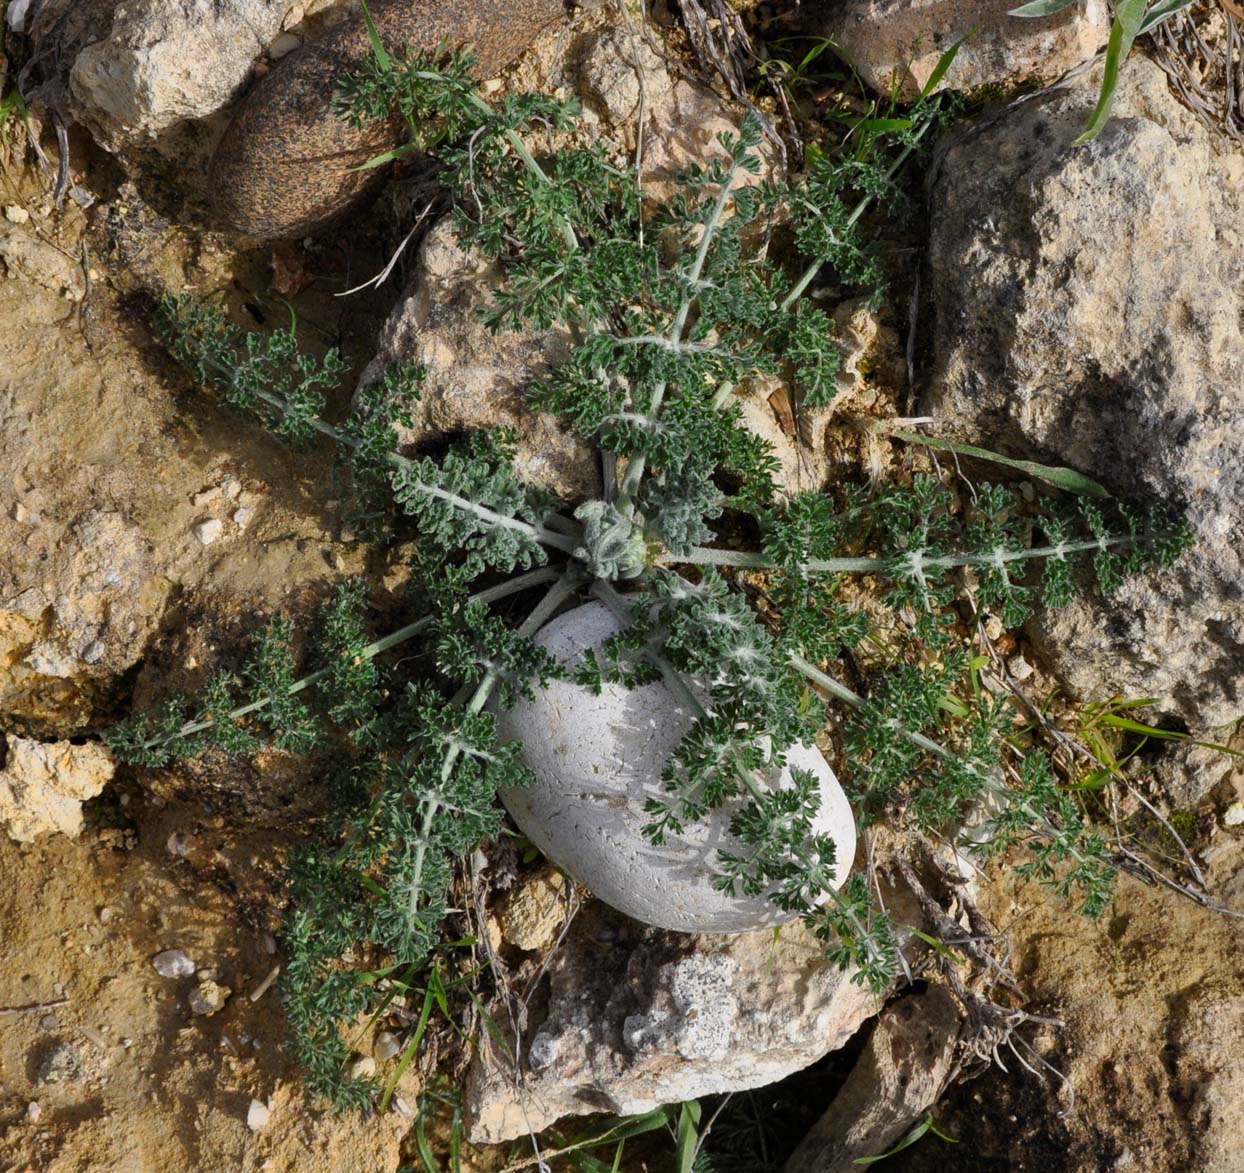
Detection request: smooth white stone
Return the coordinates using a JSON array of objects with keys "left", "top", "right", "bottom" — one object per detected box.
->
[{"left": 498, "top": 602, "right": 857, "bottom": 933}]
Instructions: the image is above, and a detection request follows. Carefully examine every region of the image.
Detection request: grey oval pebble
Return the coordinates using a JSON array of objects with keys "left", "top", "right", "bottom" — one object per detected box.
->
[{"left": 497, "top": 603, "right": 857, "bottom": 933}]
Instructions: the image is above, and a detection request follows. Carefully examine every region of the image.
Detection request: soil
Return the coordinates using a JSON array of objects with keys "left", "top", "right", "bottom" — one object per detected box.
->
[{"left": 3, "top": 14, "right": 1244, "bottom": 1173}]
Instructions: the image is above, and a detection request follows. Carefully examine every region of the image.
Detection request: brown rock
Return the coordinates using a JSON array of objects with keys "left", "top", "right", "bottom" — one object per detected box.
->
[
  {"left": 209, "top": 0, "right": 569, "bottom": 239},
  {"left": 811, "top": 0, "right": 1110, "bottom": 100}
]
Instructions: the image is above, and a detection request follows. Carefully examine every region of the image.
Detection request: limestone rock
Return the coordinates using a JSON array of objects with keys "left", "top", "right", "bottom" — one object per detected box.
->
[
  {"left": 360, "top": 220, "right": 598, "bottom": 501},
  {"left": 811, "top": 0, "right": 1110, "bottom": 100},
  {"left": 465, "top": 909, "right": 877, "bottom": 1143},
  {"left": 0, "top": 735, "right": 116, "bottom": 842},
  {"left": 784, "top": 985, "right": 961, "bottom": 1173},
  {"left": 496, "top": 866, "right": 567, "bottom": 952},
  {"left": 24, "top": 0, "right": 300, "bottom": 151},
  {"left": 0, "top": 509, "right": 171, "bottom": 731},
  {"left": 924, "top": 60, "right": 1244, "bottom": 728}
]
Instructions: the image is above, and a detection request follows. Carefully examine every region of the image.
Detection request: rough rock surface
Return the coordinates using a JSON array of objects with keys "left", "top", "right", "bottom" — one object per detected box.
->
[
  {"left": 496, "top": 865, "right": 568, "bottom": 952},
  {"left": 924, "top": 60, "right": 1244, "bottom": 728},
  {"left": 784, "top": 984, "right": 961, "bottom": 1173},
  {"left": 0, "top": 509, "right": 171, "bottom": 731},
  {"left": 811, "top": 0, "right": 1110, "bottom": 99},
  {"left": 24, "top": 0, "right": 344, "bottom": 151},
  {"left": 465, "top": 909, "right": 876, "bottom": 1143},
  {"left": 0, "top": 734, "right": 116, "bottom": 842},
  {"left": 361, "top": 219, "right": 597, "bottom": 501}
]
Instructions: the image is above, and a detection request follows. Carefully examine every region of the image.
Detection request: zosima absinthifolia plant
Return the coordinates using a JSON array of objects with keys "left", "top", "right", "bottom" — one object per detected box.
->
[{"left": 107, "top": 45, "right": 1193, "bottom": 1106}]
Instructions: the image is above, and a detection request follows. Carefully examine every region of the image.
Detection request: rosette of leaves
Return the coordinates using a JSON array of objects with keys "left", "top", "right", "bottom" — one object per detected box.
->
[{"left": 109, "top": 40, "right": 1194, "bottom": 1106}]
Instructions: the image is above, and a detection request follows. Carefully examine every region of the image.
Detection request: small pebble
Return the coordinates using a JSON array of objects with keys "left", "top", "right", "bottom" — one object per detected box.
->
[
  {"left": 269, "top": 31, "right": 302, "bottom": 58},
  {"left": 152, "top": 949, "right": 196, "bottom": 978},
  {"left": 247, "top": 1098, "right": 271, "bottom": 1131},
  {"left": 1224, "top": 803, "right": 1244, "bottom": 828},
  {"left": 39, "top": 1014, "right": 57, "bottom": 1033},
  {"left": 189, "top": 980, "right": 231, "bottom": 1017},
  {"left": 11, "top": 501, "right": 37, "bottom": 524},
  {"left": 4, "top": 205, "right": 30, "bottom": 224},
  {"left": 222, "top": 475, "right": 243, "bottom": 499},
  {"left": 1008, "top": 655, "right": 1035, "bottom": 682},
  {"left": 80, "top": 640, "right": 106, "bottom": 665},
  {"left": 166, "top": 832, "right": 190, "bottom": 858},
  {"left": 37, "top": 1042, "right": 82, "bottom": 1084},
  {"left": 26, "top": 1102, "right": 41, "bottom": 1123},
  {"left": 373, "top": 1030, "right": 401, "bottom": 1062},
  {"left": 983, "top": 615, "right": 1005, "bottom": 641},
  {"left": 194, "top": 518, "right": 223, "bottom": 546},
  {"left": 348, "top": 1055, "right": 376, "bottom": 1080},
  {"left": 232, "top": 506, "right": 254, "bottom": 530}
]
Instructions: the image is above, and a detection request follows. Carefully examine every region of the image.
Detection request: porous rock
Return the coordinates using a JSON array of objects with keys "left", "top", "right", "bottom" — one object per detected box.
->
[
  {"left": 0, "top": 734, "right": 116, "bottom": 842},
  {"left": 496, "top": 602, "right": 857, "bottom": 933},
  {"left": 465, "top": 909, "right": 877, "bottom": 1143},
  {"left": 24, "top": 0, "right": 320, "bottom": 152},
  {"left": 0, "top": 509, "right": 171, "bottom": 731},
  {"left": 496, "top": 865, "right": 567, "bottom": 952},
  {"left": 810, "top": 0, "right": 1110, "bottom": 100},
  {"left": 360, "top": 219, "right": 598, "bottom": 501},
  {"left": 924, "top": 59, "right": 1244, "bottom": 729}
]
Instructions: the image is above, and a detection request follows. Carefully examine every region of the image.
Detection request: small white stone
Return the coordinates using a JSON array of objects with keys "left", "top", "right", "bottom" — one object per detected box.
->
[
  {"left": 80, "top": 640, "right": 106, "bottom": 665},
  {"left": 232, "top": 506, "right": 254, "bottom": 530},
  {"left": 222, "top": 476, "right": 243, "bottom": 500},
  {"left": 194, "top": 518, "right": 223, "bottom": 545},
  {"left": 1007, "top": 655, "right": 1035, "bottom": 681},
  {"left": 12, "top": 501, "right": 38, "bottom": 524},
  {"left": 373, "top": 1030, "right": 401, "bottom": 1062},
  {"left": 348, "top": 1055, "right": 377, "bottom": 1080},
  {"left": 4, "top": 205, "right": 30, "bottom": 224},
  {"left": 26, "top": 1101, "right": 40, "bottom": 1122},
  {"left": 480, "top": 77, "right": 504, "bottom": 94},
  {"left": 1224, "top": 803, "right": 1244, "bottom": 828},
  {"left": 152, "top": 949, "right": 195, "bottom": 978},
  {"left": 247, "top": 1098, "right": 271, "bottom": 1131}
]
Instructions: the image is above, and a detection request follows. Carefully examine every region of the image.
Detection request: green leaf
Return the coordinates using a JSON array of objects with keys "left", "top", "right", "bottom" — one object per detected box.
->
[
  {"left": 1008, "top": 0, "right": 1079, "bottom": 16},
  {"left": 379, "top": 986, "right": 435, "bottom": 1113},
  {"left": 348, "top": 142, "right": 420, "bottom": 172},
  {"left": 886, "top": 429, "right": 1111, "bottom": 498},
  {"left": 675, "top": 1100, "right": 703, "bottom": 1173},
  {"left": 357, "top": 0, "right": 391, "bottom": 70},
  {"left": 861, "top": 117, "right": 915, "bottom": 132},
  {"left": 918, "top": 34, "right": 969, "bottom": 100},
  {"left": 854, "top": 1113, "right": 957, "bottom": 1164},
  {"left": 1138, "top": 0, "right": 1198, "bottom": 35},
  {"left": 1098, "top": 714, "right": 1187, "bottom": 739},
  {"left": 1074, "top": 0, "right": 1148, "bottom": 145}
]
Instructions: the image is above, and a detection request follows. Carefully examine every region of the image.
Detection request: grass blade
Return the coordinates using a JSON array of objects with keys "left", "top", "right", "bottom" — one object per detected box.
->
[
  {"left": 884, "top": 429, "right": 1111, "bottom": 498},
  {"left": 675, "top": 1101, "right": 702, "bottom": 1173},
  {"left": 1138, "top": 0, "right": 1198, "bottom": 34},
  {"left": 1074, "top": 0, "right": 1148, "bottom": 144}
]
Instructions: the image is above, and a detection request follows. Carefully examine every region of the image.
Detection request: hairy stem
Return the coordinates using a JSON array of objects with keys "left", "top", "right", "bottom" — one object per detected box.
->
[
  {"left": 138, "top": 566, "right": 567, "bottom": 750},
  {"left": 406, "top": 567, "right": 583, "bottom": 917}
]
